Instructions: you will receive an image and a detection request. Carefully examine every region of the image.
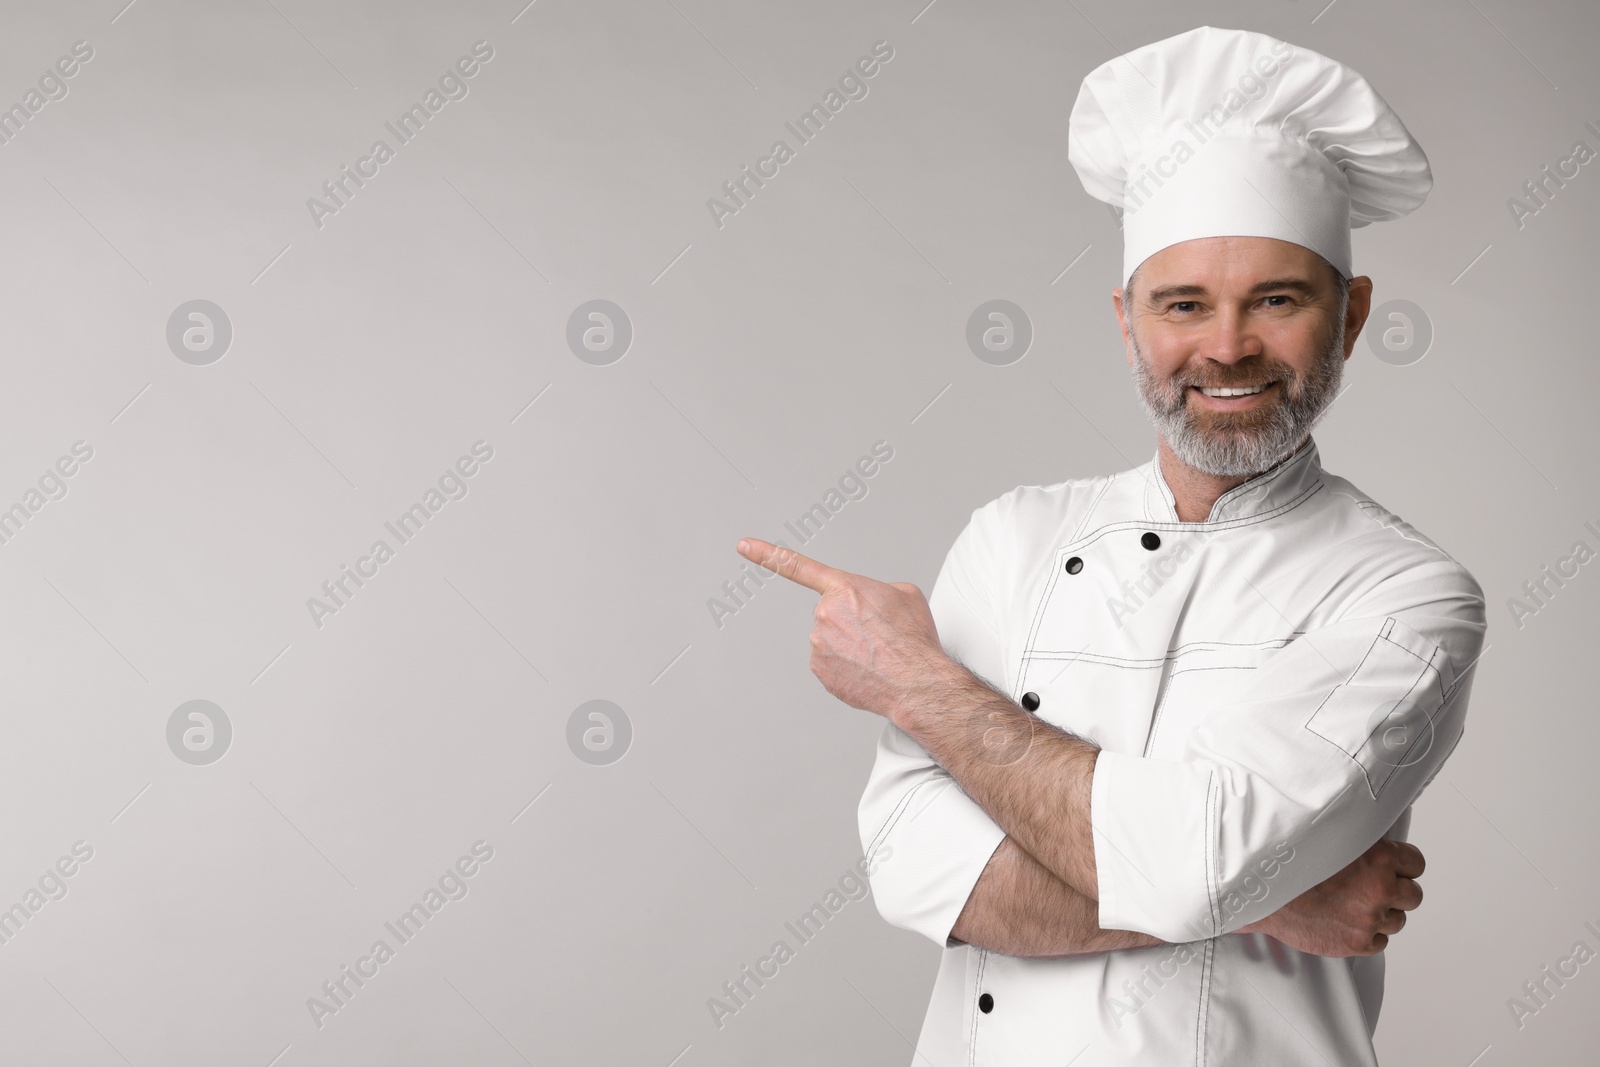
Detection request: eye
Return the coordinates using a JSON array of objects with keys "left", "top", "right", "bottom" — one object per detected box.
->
[
  {"left": 1261, "top": 294, "right": 1292, "bottom": 307},
  {"left": 1169, "top": 301, "right": 1199, "bottom": 314}
]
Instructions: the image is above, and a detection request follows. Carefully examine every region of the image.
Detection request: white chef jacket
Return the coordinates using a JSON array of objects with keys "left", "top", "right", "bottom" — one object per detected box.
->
[{"left": 858, "top": 437, "right": 1486, "bottom": 1066}]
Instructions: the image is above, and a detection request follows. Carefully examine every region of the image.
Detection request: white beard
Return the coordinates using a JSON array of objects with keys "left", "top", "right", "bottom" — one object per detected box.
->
[{"left": 1128, "top": 312, "right": 1347, "bottom": 478}]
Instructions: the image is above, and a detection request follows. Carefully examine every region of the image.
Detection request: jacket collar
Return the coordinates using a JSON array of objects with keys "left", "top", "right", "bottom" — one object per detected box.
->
[{"left": 1144, "top": 436, "right": 1323, "bottom": 524}]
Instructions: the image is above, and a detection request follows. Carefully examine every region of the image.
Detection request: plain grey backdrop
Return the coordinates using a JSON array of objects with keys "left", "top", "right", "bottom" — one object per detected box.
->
[{"left": 0, "top": 0, "right": 1594, "bottom": 1063}]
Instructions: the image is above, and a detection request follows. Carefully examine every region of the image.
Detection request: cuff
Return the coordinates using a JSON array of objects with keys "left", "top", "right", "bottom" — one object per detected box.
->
[
  {"left": 867, "top": 778, "right": 1008, "bottom": 948},
  {"left": 1091, "top": 748, "right": 1216, "bottom": 943}
]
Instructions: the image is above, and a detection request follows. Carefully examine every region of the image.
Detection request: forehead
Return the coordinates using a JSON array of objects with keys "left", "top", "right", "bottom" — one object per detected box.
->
[{"left": 1135, "top": 236, "right": 1331, "bottom": 294}]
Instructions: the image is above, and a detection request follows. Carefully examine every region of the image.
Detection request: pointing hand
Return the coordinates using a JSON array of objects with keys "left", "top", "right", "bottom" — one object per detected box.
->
[{"left": 735, "top": 537, "right": 952, "bottom": 718}]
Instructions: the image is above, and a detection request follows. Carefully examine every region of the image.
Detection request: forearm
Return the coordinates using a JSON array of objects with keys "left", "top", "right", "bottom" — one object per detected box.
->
[
  {"left": 951, "top": 835, "right": 1165, "bottom": 957},
  {"left": 894, "top": 659, "right": 1102, "bottom": 900}
]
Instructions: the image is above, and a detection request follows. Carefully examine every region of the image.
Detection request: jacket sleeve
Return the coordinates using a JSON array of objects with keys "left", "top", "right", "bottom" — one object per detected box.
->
[
  {"left": 858, "top": 499, "right": 1009, "bottom": 947},
  {"left": 1091, "top": 556, "right": 1488, "bottom": 943}
]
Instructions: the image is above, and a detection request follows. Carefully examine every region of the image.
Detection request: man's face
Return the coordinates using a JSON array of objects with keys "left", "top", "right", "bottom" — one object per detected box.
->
[{"left": 1113, "top": 236, "right": 1371, "bottom": 478}]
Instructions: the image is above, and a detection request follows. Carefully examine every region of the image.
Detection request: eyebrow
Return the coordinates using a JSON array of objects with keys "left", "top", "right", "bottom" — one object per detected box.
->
[{"left": 1143, "top": 277, "right": 1321, "bottom": 305}]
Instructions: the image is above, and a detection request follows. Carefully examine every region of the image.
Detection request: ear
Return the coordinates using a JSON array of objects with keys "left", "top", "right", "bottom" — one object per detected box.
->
[
  {"left": 1112, "top": 287, "right": 1133, "bottom": 367},
  {"left": 1342, "top": 276, "right": 1374, "bottom": 359}
]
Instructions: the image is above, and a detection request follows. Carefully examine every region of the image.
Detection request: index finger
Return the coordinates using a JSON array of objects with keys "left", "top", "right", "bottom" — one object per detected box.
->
[{"left": 735, "top": 537, "right": 848, "bottom": 595}]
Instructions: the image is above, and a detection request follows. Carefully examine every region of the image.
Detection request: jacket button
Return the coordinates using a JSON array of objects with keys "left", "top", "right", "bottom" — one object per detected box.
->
[
  {"left": 1020, "top": 692, "right": 1040, "bottom": 711},
  {"left": 978, "top": 992, "right": 994, "bottom": 1013},
  {"left": 1141, "top": 532, "right": 1161, "bottom": 550},
  {"left": 1064, "top": 556, "right": 1083, "bottom": 574}
]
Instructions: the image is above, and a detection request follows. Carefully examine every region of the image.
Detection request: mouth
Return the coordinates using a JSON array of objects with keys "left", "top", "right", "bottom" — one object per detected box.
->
[{"left": 1188, "top": 381, "right": 1278, "bottom": 408}]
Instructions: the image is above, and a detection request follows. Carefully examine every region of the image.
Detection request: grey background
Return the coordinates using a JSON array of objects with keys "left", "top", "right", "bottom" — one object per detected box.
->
[{"left": 0, "top": 0, "right": 1593, "bottom": 1064}]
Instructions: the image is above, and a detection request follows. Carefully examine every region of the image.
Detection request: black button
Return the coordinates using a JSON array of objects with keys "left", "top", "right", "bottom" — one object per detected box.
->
[
  {"left": 978, "top": 992, "right": 994, "bottom": 1013},
  {"left": 1141, "top": 532, "right": 1161, "bottom": 550},
  {"left": 1020, "top": 692, "right": 1040, "bottom": 711},
  {"left": 1064, "top": 556, "right": 1083, "bottom": 574}
]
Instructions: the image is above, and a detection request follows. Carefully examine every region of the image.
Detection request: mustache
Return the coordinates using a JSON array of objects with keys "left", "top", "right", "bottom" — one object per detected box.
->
[{"left": 1169, "top": 360, "right": 1295, "bottom": 391}]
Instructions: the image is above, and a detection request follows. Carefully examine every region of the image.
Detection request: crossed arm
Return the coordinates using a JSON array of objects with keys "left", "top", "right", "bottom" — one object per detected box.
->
[
  {"left": 910, "top": 661, "right": 1423, "bottom": 960},
  {"left": 950, "top": 826, "right": 1421, "bottom": 959}
]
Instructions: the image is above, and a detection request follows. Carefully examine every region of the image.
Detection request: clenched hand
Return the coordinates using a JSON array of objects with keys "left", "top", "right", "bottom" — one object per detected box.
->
[{"left": 1241, "top": 837, "right": 1426, "bottom": 957}]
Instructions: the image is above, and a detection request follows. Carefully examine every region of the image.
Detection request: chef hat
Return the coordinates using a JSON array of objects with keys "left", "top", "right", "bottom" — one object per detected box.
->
[{"left": 1068, "top": 25, "right": 1431, "bottom": 283}]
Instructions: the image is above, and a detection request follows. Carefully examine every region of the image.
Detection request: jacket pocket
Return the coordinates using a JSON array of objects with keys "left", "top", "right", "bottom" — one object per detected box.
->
[{"left": 1303, "top": 616, "right": 1447, "bottom": 799}]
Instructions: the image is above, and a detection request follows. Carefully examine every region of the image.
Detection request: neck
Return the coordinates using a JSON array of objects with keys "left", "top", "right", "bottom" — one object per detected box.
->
[{"left": 1156, "top": 435, "right": 1310, "bottom": 523}]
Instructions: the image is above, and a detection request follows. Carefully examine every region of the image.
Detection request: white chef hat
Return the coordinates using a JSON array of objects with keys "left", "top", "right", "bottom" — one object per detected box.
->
[{"left": 1068, "top": 25, "right": 1431, "bottom": 284}]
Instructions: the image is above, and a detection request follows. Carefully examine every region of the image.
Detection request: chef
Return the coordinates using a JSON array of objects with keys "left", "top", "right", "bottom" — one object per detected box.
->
[{"left": 735, "top": 24, "right": 1487, "bottom": 1067}]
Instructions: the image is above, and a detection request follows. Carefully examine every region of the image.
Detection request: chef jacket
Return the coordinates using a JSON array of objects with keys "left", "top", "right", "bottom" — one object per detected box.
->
[{"left": 858, "top": 437, "right": 1487, "bottom": 1066}]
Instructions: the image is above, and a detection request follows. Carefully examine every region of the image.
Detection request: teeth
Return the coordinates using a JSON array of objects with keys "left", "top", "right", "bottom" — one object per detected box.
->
[{"left": 1199, "top": 383, "right": 1270, "bottom": 397}]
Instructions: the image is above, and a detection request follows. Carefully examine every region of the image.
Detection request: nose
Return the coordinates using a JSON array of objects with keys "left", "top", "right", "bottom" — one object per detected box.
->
[{"left": 1199, "top": 305, "right": 1263, "bottom": 366}]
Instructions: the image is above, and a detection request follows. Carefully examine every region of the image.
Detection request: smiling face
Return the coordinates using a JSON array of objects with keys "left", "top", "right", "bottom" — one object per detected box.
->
[{"left": 1114, "top": 236, "right": 1371, "bottom": 478}]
